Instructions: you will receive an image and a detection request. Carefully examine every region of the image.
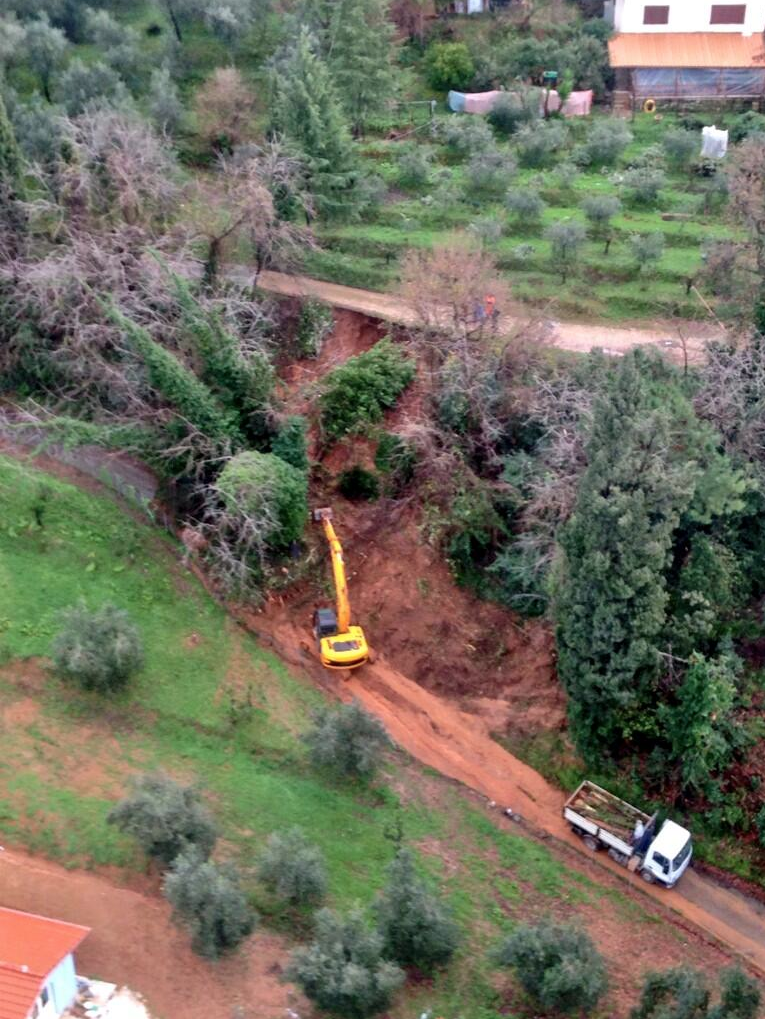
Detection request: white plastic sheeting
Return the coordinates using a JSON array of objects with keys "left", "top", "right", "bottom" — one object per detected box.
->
[{"left": 701, "top": 125, "right": 729, "bottom": 159}]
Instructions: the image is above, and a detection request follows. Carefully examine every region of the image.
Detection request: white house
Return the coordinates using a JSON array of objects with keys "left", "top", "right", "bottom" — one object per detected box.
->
[
  {"left": 0, "top": 907, "right": 90, "bottom": 1019},
  {"left": 608, "top": 0, "right": 765, "bottom": 102}
]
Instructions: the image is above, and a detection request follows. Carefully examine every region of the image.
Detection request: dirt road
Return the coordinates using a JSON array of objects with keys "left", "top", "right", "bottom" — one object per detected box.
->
[
  {"left": 257, "top": 270, "right": 716, "bottom": 366},
  {"left": 257, "top": 613, "right": 765, "bottom": 978}
]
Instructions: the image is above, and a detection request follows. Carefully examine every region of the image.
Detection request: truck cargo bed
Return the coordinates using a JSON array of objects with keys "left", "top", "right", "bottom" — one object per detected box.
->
[{"left": 563, "top": 780, "right": 651, "bottom": 853}]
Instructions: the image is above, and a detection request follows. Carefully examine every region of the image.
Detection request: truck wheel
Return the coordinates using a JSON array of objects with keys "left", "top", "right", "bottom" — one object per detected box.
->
[
  {"left": 641, "top": 869, "right": 655, "bottom": 884},
  {"left": 582, "top": 835, "right": 599, "bottom": 852}
]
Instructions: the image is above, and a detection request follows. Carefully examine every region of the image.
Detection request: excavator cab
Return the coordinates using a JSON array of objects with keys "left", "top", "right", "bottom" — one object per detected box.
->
[{"left": 312, "top": 508, "right": 369, "bottom": 670}]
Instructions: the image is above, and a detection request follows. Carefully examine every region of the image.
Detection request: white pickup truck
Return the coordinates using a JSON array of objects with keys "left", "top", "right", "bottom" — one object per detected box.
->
[{"left": 563, "top": 780, "right": 692, "bottom": 888}]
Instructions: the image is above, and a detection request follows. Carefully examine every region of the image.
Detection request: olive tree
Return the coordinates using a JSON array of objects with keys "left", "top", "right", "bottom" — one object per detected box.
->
[
  {"left": 52, "top": 602, "right": 143, "bottom": 693},
  {"left": 544, "top": 220, "right": 586, "bottom": 282},
  {"left": 581, "top": 194, "right": 622, "bottom": 253},
  {"left": 629, "top": 231, "right": 665, "bottom": 279},
  {"left": 164, "top": 850, "right": 256, "bottom": 958},
  {"left": 288, "top": 907, "right": 404, "bottom": 1018},
  {"left": 107, "top": 772, "right": 218, "bottom": 865},
  {"left": 257, "top": 827, "right": 328, "bottom": 905},
  {"left": 303, "top": 700, "right": 391, "bottom": 778},
  {"left": 495, "top": 921, "right": 608, "bottom": 1015}
]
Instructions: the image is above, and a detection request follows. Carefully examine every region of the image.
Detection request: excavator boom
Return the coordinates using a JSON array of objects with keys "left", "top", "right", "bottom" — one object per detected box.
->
[{"left": 312, "top": 508, "right": 369, "bottom": 670}]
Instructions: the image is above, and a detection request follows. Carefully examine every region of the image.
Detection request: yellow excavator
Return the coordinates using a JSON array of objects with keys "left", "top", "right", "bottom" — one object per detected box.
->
[{"left": 312, "top": 507, "right": 369, "bottom": 670}]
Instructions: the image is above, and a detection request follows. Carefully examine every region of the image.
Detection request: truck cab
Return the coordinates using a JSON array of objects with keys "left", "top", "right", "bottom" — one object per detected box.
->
[{"left": 641, "top": 819, "right": 693, "bottom": 887}]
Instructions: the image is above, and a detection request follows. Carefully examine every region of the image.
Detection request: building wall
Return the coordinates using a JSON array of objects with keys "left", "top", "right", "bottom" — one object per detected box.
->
[
  {"left": 614, "top": 0, "right": 765, "bottom": 34},
  {"left": 30, "top": 954, "right": 78, "bottom": 1018}
]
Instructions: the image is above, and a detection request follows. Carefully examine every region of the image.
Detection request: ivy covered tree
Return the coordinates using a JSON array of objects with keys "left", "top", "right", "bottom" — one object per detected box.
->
[
  {"left": 270, "top": 27, "right": 360, "bottom": 218},
  {"left": 330, "top": 0, "right": 398, "bottom": 136}
]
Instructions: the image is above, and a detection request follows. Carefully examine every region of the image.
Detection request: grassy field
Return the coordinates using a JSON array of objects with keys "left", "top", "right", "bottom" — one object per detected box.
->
[{"left": 0, "top": 453, "right": 674, "bottom": 1018}]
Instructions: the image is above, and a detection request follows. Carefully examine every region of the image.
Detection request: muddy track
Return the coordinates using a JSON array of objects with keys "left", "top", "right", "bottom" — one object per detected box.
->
[{"left": 255, "top": 270, "right": 716, "bottom": 367}]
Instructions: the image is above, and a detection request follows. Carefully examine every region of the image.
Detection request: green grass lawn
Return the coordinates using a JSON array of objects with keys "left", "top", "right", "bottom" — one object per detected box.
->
[{"left": 0, "top": 454, "right": 669, "bottom": 1018}]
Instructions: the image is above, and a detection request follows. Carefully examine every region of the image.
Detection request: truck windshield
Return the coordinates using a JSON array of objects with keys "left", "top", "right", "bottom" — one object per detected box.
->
[{"left": 672, "top": 839, "right": 691, "bottom": 871}]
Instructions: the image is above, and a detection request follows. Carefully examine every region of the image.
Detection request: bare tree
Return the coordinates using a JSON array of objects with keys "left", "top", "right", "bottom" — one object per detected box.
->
[{"left": 193, "top": 68, "right": 256, "bottom": 155}]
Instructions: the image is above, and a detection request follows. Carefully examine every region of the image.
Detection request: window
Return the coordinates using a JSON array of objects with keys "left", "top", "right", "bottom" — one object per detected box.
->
[
  {"left": 653, "top": 852, "right": 670, "bottom": 873},
  {"left": 710, "top": 4, "right": 746, "bottom": 23},
  {"left": 643, "top": 4, "right": 670, "bottom": 23},
  {"left": 40, "top": 988, "right": 49, "bottom": 1006}
]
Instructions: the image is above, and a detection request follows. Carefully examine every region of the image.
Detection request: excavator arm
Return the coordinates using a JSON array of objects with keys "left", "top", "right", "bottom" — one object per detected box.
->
[
  {"left": 320, "top": 515, "right": 351, "bottom": 634},
  {"left": 312, "top": 507, "right": 368, "bottom": 670}
]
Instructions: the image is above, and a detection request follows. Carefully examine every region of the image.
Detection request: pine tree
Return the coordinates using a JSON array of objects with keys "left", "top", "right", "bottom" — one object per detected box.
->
[
  {"left": 375, "top": 847, "right": 459, "bottom": 970},
  {"left": 554, "top": 353, "right": 695, "bottom": 760},
  {"left": 270, "top": 27, "right": 359, "bottom": 219},
  {"left": 0, "top": 90, "right": 22, "bottom": 191},
  {"left": 329, "top": 0, "right": 398, "bottom": 136}
]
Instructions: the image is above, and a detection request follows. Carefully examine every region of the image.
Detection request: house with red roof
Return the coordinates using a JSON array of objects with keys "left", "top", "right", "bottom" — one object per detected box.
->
[{"left": 0, "top": 907, "right": 90, "bottom": 1019}]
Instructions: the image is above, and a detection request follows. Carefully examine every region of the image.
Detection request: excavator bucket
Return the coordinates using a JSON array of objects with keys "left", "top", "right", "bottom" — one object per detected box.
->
[{"left": 313, "top": 507, "right": 333, "bottom": 522}]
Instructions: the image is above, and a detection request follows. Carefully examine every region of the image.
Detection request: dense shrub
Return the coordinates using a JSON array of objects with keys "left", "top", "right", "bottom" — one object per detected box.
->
[
  {"left": 288, "top": 907, "right": 404, "bottom": 1019},
  {"left": 728, "top": 110, "right": 765, "bottom": 144},
  {"left": 375, "top": 432, "right": 416, "bottom": 493},
  {"left": 496, "top": 921, "right": 608, "bottom": 1015},
  {"left": 622, "top": 166, "right": 666, "bottom": 206},
  {"left": 296, "top": 298, "right": 334, "bottom": 358},
  {"left": 581, "top": 194, "right": 622, "bottom": 246},
  {"left": 56, "top": 59, "right": 126, "bottom": 115},
  {"left": 107, "top": 772, "right": 218, "bottom": 865},
  {"left": 515, "top": 122, "right": 567, "bottom": 169},
  {"left": 505, "top": 187, "right": 546, "bottom": 227},
  {"left": 441, "top": 115, "right": 493, "bottom": 159},
  {"left": 164, "top": 850, "right": 256, "bottom": 958},
  {"left": 629, "top": 232, "right": 665, "bottom": 275},
  {"left": 488, "top": 90, "right": 539, "bottom": 137},
  {"left": 303, "top": 700, "right": 391, "bottom": 778},
  {"left": 425, "top": 41, "right": 474, "bottom": 92},
  {"left": 397, "top": 145, "right": 433, "bottom": 189},
  {"left": 320, "top": 338, "right": 415, "bottom": 439},
  {"left": 52, "top": 602, "right": 143, "bottom": 693},
  {"left": 580, "top": 119, "right": 632, "bottom": 167},
  {"left": 465, "top": 146, "right": 517, "bottom": 197},
  {"left": 545, "top": 220, "right": 587, "bottom": 282},
  {"left": 216, "top": 450, "right": 308, "bottom": 547},
  {"left": 631, "top": 966, "right": 761, "bottom": 1019},
  {"left": 375, "top": 848, "right": 460, "bottom": 970},
  {"left": 338, "top": 465, "right": 380, "bottom": 500},
  {"left": 271, "top": 415, "right": 309, "bottom": 472},
  {"left": 257, "top": 827, "right": 327, "bottom": 905},
  {"left": 662, "top": 129, "right": 698, "bottom": 171}
]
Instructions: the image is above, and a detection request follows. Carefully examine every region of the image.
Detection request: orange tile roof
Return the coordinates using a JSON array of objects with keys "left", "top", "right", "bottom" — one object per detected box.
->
[
  {"left": 0, "top": 908, "right": 90, "bottom": 1019},
  {"left": 609, "top": 32, "right": 765, "bottom": 67}
]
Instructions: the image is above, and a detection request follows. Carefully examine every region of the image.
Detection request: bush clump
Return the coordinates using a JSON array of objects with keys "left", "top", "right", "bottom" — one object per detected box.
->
[
  {"left": 441, "top": 115, "right": 493, "bottom": 159},
  {"left": 296, "top": 298, "right": 334, "bottom": 358},
  {"left": 495, "top": 921, "right": 608, "bottom": 1015},
  {"left": 304, "top": 700, "right": 391, "bottom": 778},
  {"left": 257, "top": 826, "right": 328, "bottom": 905},
  {"left": 337, "top": 465, "right": 380, "bottom": 501},
  {"left": 505, "top": 187, "right": 546, "bottom": 227},
  {"left": 216, "top": 450, "right": 308, "bottom": 547},
  {"left": 487, "top": 90, "right": 539, "bottom": 137},
  {"left": 515, "top": 122, "right": 567, "bottom": 169},
  {"left": 107, "top": 772, "right": 218, "bottom": 865},
  {"left": 271, "top": 415, "right": 309, "bottom": 472},
  {"left": 579, "top": 119, "right": 632, "bottom": 167},
  {"left": 288, "top": 907, "right": 405, "bottom": 1019},
  {"left": 375, "top": 432, "right": 416, "bottom": 493},
  {"left": 163, "top": 850, "right": 256, "bottom": 959},
  {"left": 425, "top": 41, "right": 474, "bottom": 92},
  {"left": 397, "top": 145, "right": 434, "bottom": 189},
  {"left": 52, "top": 602, "right": 144, "bottom": 693},
  {"left": 320, "top": 338, "right": 415, "bottom": 440},
  {"left": 375, "top": 847, "right": 460, "bottom": 970},
  {"left": 622, "top": 166, "right": 666, "bottom": 206}
]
